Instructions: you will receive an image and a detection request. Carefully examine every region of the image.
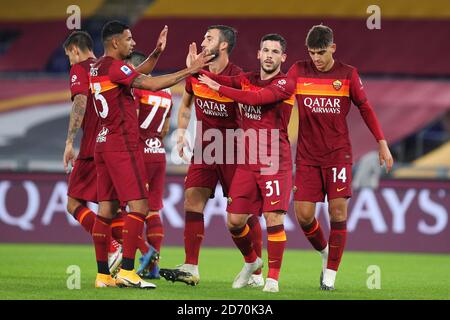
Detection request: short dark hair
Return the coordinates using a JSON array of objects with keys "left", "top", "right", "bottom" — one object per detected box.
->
[
  {"left": 207, "top": 25, "right": 237, "bottom": 54},
  {"left": 102, "top": 20, "right": 130, "bottom": 43},
  {"left": 260, "top": 33, "right": 287, "bottom": 52},
  {"left": 306, "top": 24, "right": 334, "bottom": 49},
  {"left": 125, "top": 51, "right": 147, "bottom": 68},
  {"left": 63, "top": 31, "right": 93, "bottom": 52}
]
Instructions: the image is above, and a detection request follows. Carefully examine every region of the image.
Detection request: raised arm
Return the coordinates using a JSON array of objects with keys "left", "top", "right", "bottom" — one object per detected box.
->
[
  {"left": 135, "top": 25, "right": 168, "bottom": 75},
  {"left": 131, "top": 51, "right": 214, "bottom": 91},
  {"left": 198, "top": 70, "right": 242, "bottom": 88},
  {"left": 199, "top": 74, "right": 295, "bottom": 106},
  {"left": 63, "top": 94, "right": 87, "bottom": 172}
]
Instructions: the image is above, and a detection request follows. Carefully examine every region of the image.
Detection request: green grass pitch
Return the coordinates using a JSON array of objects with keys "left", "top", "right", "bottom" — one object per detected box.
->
[{"left": 0, "top": 243, "right": 449, "bottom": 300}]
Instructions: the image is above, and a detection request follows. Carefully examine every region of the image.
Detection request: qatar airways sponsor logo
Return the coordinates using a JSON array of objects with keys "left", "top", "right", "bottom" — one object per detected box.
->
[
  {"left": 144, "top": 138, "right": 165, "bottom": 154},
  {"left": 96, "top": 127, "right": 108, "bottom": 143},
  {"left": 303, "top": 97, "right": 341, "bottom": 114},
  {"left": 196, "top": 98, "right": 228, "bottom": 117},
  {"left": 240, "top": 104, "right": 262, "bottom": 121}
]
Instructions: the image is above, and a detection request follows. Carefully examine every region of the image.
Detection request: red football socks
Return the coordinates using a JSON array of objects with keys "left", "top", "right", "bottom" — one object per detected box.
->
[
  {"left": 122, "top": 212, "right": 146, "bottom": 270},
  {"left": 327, "top": 221, "right": 347, "bottom": 271},
  {"left": 146, "top": 214, "right": 164, "bottom": 253},
  {"left": 267, "top": 224, "right": 286, "bottom": 280},
  {"left": 184, "top": 211, "right": 204, "bottom": 265},
  {"left": 92, "top": 215, "right": 112, "bottom": 274},
  {"left": 73, "top": 205, "right": 96, "bottom": 234},
  {"left": 230, "top": 224, "right": 257, "bottom": 263},
  {"left": 111, "top": 211, "right": 124, "bottom": 244},
  {"left": 247, "top": 215, "right": 262, "bottom": 275},
  {"left": 301, "top": 217, "right": 327, "bottom": 251}
]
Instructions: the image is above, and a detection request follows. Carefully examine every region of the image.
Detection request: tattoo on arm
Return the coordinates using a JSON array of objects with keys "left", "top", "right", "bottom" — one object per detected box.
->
[
  {"left": 181, "top": 110, "right": 191, "bottom": 121},
  {"left": 151, "top": 50, "right": 161, "bottom": 59},
  {"left": 66, "top": 94, "right": 87, "bottom": 143},
  {"left": 131, "top": 74, "right": 146, "bottom": 89}
]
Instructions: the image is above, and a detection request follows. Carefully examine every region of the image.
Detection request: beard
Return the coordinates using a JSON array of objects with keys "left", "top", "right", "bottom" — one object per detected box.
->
[
  {"left": 261, "top": 63, "right": 279, "bottom": 75},
  {"left": 205, "top": 44, "right": 221, "bottom": 62}
]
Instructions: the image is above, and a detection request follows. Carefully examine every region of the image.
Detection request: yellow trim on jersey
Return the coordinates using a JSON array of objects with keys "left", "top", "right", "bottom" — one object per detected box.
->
[
  {"left": 298, "top": 90, "right": 350, "bottom": 97},
  {"left": 192, "top": 84, "right": 234, "bottom": 103}
]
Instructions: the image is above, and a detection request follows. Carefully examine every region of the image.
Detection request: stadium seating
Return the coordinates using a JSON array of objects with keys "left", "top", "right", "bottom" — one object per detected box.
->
[
  {"left": 394, "top": 141, "right": 450, "bottom": 178},
  {"left": 135, "top": 0, "right": 450, "bottom": 76}
]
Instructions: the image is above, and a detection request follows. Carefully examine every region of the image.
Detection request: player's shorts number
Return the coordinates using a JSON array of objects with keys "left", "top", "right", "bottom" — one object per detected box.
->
[
  {"left": 265, "top": 180, "right": 280, "bottom": 197},
  {"left": 140, "top": 96, "right": 171, "bottom": 132},
  {"left": 92, "top": 83, "right": 109, "bottom": 118},
  {"left": 332, "top": 167, "right": 347, "bottom": 183}
]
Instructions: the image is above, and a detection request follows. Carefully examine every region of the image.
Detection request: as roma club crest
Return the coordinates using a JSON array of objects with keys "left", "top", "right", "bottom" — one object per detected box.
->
[{"left": 332, "top": 80, "right": 342, "bottom": 91}]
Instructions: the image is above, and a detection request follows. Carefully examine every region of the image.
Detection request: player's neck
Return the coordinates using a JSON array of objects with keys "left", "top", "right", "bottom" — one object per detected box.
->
[
  {"left": 80, "top": 52, "right": 96, "bottom": 62},
  {"left": 208, "top": 55, "right": 229, "bottom": 74},
  {"left": 260, "top": 67, "right": 280, "bottom": 80},
  {"left": 104, "top": 49, "right": 122, "bottom": 61},
  {"left": 321, "top": 58, "right": 335, "bottom": 72}
]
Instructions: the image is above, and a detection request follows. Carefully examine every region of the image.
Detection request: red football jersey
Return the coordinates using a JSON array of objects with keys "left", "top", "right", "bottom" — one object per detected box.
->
[
  {"left": 69, "top": 57, "right": 99, "bottom": 159},
  {"left": 212, "top": 71, "right": 295, "bottom": 171},
  {"left": 288, "top": 60, "right": 368, "bottom": 166},
  {"left": 89, "top": 56, "right": 140, "bottom": 152},
  {"left": 185, "top": 63, "right": 242, "bottom": 163},
  {"left": 135, "top": 88, "right": 172, "bottom": 162}
]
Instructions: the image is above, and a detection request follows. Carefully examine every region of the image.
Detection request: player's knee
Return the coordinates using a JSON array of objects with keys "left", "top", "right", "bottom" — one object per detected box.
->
[
  {"left": 264, "top": 212, "right": 284, "bottom": 227},
  {"left": 128, "top": 199, "right": 148, "bottom": 215},
  {"left": 328, "top": 203, "right": 347, "bottom": 221},
  {"left": 66, "top": 197, "right": 81, "bottom": 215},
  {"left": 294, "top": 206, "right": 315, "bottom": 226},
  {"left": 227, "top": 214, "right": 246, "bottom": 230},
  {"left": 184, "top": 194, "right": 206, "bottom": 213}
]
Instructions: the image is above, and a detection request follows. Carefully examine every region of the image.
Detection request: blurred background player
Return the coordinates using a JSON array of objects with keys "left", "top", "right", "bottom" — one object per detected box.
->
[
  {"left": 62, "top": 30, "right": 123, "bottom": 276},
  {"left": 198, "top": 34, "right": 295, "bottom": 292},
  {"left": 159, "top": 25, "right": 263, "bottom": 287},
  {"left": 125, "top": 51, "right": 173, "bottom": 279},
  {"left": 89, "top": 20, "right": 213, "bottom": 289},
  {"left": 287, "top": 24, "right": 394, "bottom": 290}
]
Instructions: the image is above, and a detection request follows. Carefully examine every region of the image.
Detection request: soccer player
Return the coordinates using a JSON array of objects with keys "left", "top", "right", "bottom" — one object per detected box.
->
[
  {"left": 287, "top": 25, "right": 394, "bottom": 290},
  {"left": 159, "top": 25, "right": 263, "bottom": 287},
  {"left": 89, "top": 20, "right": 212, "bottom": 289},
  {"left": 197, "top": 34, "right": 295, "bottom": 293},
  {"left": 125, "top": 51, "right": 173, "bottom": 279},
  {"left": 62, "top": 28, "right": 168, "bottom": 283},
  {"left": 62, "top": 31, "right": 124, "bottom": 276}
]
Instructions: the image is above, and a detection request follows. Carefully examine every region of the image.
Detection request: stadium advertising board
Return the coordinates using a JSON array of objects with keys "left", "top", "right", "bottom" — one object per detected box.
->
[{"left": 0, "top": 173, "right": 448, "bottom": 253}]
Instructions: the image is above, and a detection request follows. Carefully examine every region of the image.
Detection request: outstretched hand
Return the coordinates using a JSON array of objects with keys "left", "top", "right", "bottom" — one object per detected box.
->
[
  {"left": 198, "top": 74, "right": 220, "bottom": 91},
  {"left": 189, "top": 49, "right": 215, "bottom": 74},
  {"left": 155, "top": 25, "right": 168, "bottom": 53},
  {"left": 186, "top": 42, "right": 199, "bottom": 68}
]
